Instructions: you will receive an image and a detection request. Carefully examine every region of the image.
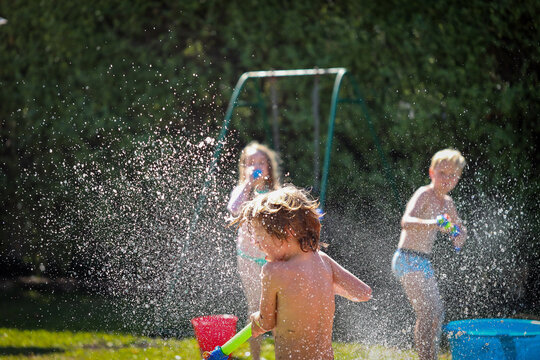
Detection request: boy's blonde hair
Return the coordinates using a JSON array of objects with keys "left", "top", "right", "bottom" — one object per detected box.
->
[
  {"left": 430, "top": 149, "right": 466, "bottom": 174},
  {"left": 230, "top": 184, "right": 321, "bottom": 252},
  {"left": 238, "top": 141, "right": 281, "bottom": 190}
]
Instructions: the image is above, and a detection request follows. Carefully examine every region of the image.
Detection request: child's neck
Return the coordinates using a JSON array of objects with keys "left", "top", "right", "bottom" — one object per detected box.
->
[
  {"left": 278, "top": 241, "right": 308, "bottom": 261},
  {"left": 430, "top": 183, "right": 448, "bottom": 199}
]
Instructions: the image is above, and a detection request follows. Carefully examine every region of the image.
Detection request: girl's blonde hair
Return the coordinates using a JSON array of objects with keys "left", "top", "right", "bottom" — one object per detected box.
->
[
  {"left": 430, "top": 148, "right": 466, "bottom": 174},
  {"left": 238, "top": 141, "right": 281, "bottom": 190},
  {"left": 230, "top": 184, "right": 321, "bottom": 252}
]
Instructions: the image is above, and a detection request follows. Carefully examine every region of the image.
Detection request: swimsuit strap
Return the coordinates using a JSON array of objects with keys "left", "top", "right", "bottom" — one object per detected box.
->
[{"left": 237, "top": 248, "right": 267, "bottom": 266}]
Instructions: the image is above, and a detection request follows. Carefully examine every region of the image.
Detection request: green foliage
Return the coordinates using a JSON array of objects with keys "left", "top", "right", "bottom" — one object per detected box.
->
[{"left": 1, "top": 0, "right": 538, "bottom": 306}]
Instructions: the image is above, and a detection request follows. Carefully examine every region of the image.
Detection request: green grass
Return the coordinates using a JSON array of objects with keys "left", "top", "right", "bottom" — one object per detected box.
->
[
  {"left": 0, "top": 287, "right": 450, "bottom": 359},
  {"left": 1, "top": 328, "right": 451, "bottom": 360},
  {"left": 0, "top": 328, "right": 200, "bottom": 359}
]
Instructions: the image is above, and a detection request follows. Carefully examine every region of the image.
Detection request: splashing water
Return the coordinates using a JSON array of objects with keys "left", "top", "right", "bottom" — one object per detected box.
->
[
  {"left": 30, "top": 125, "right": 537, "bottom": 347},
  {"left": 42, "top": 127, "right": 247, "bottom": 335},
  {"left": 323, "top": 170, "right": 536, "bottom": 349}
]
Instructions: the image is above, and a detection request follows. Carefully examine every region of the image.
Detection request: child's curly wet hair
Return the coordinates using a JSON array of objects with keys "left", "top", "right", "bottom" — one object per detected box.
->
[{"left": 230, "top": 184, "right": 321, "bottom": 252}]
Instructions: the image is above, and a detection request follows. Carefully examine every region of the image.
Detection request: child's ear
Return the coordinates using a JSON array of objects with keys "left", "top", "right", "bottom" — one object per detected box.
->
[{"left": 428, "top": 167, "right": 434, "bottom": 179}]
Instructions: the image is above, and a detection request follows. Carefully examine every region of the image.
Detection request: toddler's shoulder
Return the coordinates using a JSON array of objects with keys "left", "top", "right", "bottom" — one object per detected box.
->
[
  {"left": 318, "top": 251, "right": 338, "bottom": 271},
  {"left": 319, "top": 250, "right": 331, "bottom": 262},
  {"left": 261, "top": 260, "right": 286, "bottom": 278},
  {"left": 260, "top": 261, "right": 293, "bottom": 288}
]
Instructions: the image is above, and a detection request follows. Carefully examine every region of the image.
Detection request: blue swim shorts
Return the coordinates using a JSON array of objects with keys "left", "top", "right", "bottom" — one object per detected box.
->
[{"left": 392, "top": 248, "right": 434, "bottom": 279}]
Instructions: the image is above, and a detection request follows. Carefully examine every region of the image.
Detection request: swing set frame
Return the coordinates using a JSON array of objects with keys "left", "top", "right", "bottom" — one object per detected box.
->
[{"left": 213, "top": 67, "right": 399, "bottom": 209}]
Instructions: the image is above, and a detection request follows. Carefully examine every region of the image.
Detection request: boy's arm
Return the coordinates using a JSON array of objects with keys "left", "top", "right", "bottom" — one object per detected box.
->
[
  {"left": 446, "top": 198, "right": 468, "bottom": 248},
  {"left": 321, "top": 252, "right": 372, "bottom": 302},
  {"left": 400, "top": 189, "right": 439, "bottom": 230},
  {"left": 250, "top": 264, "right": 278, "bottom": 337}
]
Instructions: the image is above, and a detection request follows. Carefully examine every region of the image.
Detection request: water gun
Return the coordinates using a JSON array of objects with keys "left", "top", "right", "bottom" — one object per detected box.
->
[
  {"left": 203, "top": 323, "right": 252, "bottom": 360},
  {"left": 436, "top": 213, "right": 461, "bottom": 252},
  {"left": 252, "top": 168, "right": 262, "bottom": 179}
]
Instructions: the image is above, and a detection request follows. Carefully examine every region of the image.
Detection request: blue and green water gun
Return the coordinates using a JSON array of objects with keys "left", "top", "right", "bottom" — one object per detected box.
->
[
  {"left": 203, "top": 323, "right": 253, "bottom": 360},
  {"left": 436, "top": 213, "right": 461, "bottom": 252}
]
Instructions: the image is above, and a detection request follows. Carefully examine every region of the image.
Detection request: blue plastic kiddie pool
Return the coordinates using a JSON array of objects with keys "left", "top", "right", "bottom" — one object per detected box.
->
[{"left": 445, "top": 318, "right": 540, "bottom": 360}]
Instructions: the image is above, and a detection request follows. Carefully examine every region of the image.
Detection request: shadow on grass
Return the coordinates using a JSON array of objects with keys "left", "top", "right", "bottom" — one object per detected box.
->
[
  {"left": 0, "top": 346, "right": 64, "bottom": 356},
  {"left": 0, "top": 285, "right": 195, "bottom": 337},
  {"left": 0, "top": 286, "right": 131, "bottom": 333}
]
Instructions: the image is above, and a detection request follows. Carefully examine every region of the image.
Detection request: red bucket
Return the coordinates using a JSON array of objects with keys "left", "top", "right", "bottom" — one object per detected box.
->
[{"left": 191, "top": 314, "right": 238, "bottom": 356}]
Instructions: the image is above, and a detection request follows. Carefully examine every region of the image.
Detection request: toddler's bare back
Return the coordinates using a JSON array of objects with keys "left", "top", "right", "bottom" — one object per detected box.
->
[{"left": 267, "top": 252, "right": 335, "bottom": 359}]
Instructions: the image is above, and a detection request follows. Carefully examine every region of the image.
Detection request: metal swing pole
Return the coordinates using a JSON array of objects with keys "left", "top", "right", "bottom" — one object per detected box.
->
[
  {"left": 312, "top": 74, "right": 321, "bottom": 194},
  {"left": 319, "top": 69, "right": 347, "bottom": 209},
  {"left": 170, "top": 67, "right": 394, "bottom": 255},
  {"left": 270, "top": 77, "right": 280, "bottom": 152},
  {"left": 167, "top": 67, "right": 398, "bottom": 271}
]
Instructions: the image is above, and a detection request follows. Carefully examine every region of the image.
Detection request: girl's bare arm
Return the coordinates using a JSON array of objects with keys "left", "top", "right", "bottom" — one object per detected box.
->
[{"left": 227, "top": 184, "right": 252, "bottom": 215}]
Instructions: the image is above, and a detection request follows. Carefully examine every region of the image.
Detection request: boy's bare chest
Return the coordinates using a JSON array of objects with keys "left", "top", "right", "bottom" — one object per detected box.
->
[{"left": 421, "top": 195, "right": 449, "bottom": 217}]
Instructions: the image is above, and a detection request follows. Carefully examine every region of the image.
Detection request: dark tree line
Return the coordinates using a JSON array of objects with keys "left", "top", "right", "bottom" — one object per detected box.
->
[{"left": 1, "top": 0, "right": 538, "bottom": 314}]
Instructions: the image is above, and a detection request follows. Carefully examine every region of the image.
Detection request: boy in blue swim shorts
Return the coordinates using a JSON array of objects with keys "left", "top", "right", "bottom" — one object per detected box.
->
[{"left": 392, "top": 149, "right": 468, "bottom": 360}]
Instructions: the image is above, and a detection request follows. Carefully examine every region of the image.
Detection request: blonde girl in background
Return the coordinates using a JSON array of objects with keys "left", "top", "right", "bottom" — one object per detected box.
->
[{"left": 227, "top": 141, "right": 281, "bottom": 360}]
